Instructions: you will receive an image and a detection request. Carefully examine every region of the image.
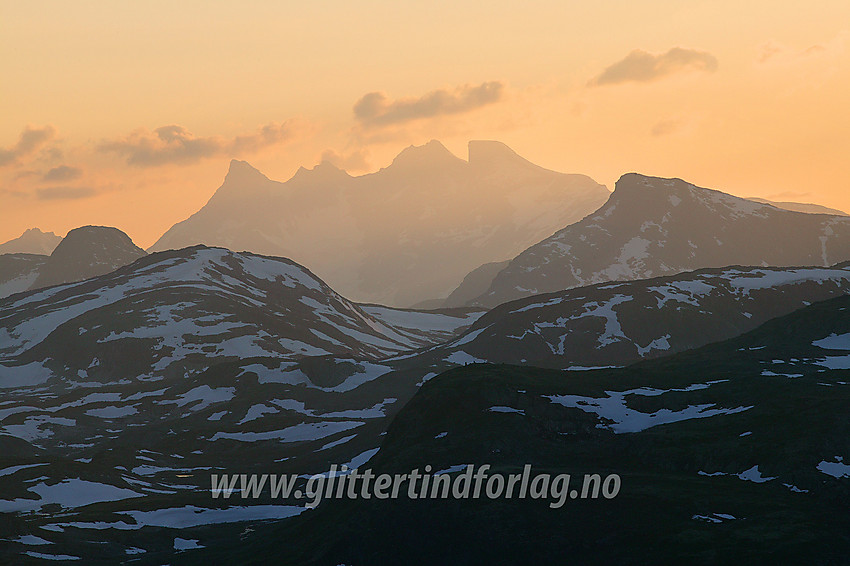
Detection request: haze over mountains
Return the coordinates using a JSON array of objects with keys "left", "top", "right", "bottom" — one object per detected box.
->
[
  {"left": 149, "top": 140, "right": 610, "bottom": 307},
  {"left": 747, "top": 197, "right": 848, "bottom": 217},
  {"left": 0, "top": 228, "right": 61, "bottom": 256},
  {"left": 469, "top": 173, "right": 850, "bottom": 307}
]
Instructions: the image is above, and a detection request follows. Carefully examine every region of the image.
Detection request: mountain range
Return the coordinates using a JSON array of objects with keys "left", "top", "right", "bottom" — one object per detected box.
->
[
  {"left": 149, "top": 140, "right": 610, "bottom": 307},
  {"left": 4, "top": 147, "right": 850, "bottom": 563}
]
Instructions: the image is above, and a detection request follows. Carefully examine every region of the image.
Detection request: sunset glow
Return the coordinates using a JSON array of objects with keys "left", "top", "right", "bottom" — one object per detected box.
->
[{"left": 2, "top": 1, "right": 849, "bottom": 247}]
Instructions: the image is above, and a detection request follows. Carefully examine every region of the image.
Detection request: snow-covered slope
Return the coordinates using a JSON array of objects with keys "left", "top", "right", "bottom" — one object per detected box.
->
[
  {"left": 149, "top": 140, "right": 609, "bottom": 307},
  {"left": 438, "top": 265, "right": 850, "bottom": 368},
  {"left": 0, "top": 246, "right": 482, "bottom": 387},
  {"left": 0, "top": 245, "right": 485, "bottom": 560},
  {"left": 0, "top": 254, "right": 46, "bottom": 299},
  {"left": 1, "top": 257, "right": 847, "bottom": 561},
  {"left": 472, "top": 173, "right": 850, "bottom": 307}
]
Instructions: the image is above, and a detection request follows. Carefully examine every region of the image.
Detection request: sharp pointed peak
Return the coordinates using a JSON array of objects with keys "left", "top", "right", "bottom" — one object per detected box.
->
[
  {"left": 224, "top": 159, "right": 270, "bottom": 183},
  {"left": 290, "top": 159, "right": 351, "bottom": 183}
]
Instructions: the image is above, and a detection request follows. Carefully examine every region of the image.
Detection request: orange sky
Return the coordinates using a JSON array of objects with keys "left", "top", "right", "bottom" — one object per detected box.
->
[{"left": 2, "top": 1, "right": 849, "bottom": 248}]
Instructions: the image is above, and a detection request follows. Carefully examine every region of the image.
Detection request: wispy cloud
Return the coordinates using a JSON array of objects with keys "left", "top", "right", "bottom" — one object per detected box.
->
[
  {"left": 353, "top": 82, "right": 505, "bottom": 128},
  {"left": 757, "top": 32, "right": 848, "bottom": 64},
  {"left": 0, "top": 125, "right": 56, "bottom": 167},
  {"left": 35, "top": 186, "right": 98, "bottom": 200},
  {"left": 590, "top": 48, "right": 718, "bottom": 86},
  {"left": 99, "top": 120, "right": 302, "bottom": 167},
  {"left": 650, "top": 119, "right": 681, "bottom": 137},
  {"left": 42, "top": 165, "right": 83, "bottom": 183}
]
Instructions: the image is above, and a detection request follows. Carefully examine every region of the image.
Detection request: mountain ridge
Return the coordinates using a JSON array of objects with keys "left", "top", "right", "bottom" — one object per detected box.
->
[
  {"left": 149, "top": 140, "right": 610, "bottom": 306},
  {"left": 469, "top": 173, "right": 850, "bottom": 307}
]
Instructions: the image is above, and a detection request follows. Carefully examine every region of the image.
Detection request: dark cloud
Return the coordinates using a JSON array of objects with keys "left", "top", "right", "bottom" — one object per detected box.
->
[
  {"left": 0, "top": 125, "right": 56, "bottom": 166},
  {"left": 99, "top": 121, "right": 300, "bottom": 167},
  {"left": 590, "top": 48, "right": 718, "bottom": 86},
  {"left": 354, "top": 82, "right": 504, "bottom": 128},
  {"left": 35, "top": 186, "right": 98, "bottom": 200},
  {"left": 42, "top": 165, "right": 83, "bottom": 183}
]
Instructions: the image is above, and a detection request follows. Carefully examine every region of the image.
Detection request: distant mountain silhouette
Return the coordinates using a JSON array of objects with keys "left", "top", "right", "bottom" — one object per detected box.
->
[
  {"left": 149, "top": 140, "right": 610, "bottom": 307},
  {"left": 468, "top": 173, "right": 850, "bottom": 307},
  {"left": 0, "top": 227, "right": 61, "bottom": 255},
  {"left": 31, "top": 226, "right": 147, "bottom": 289},
  {"left": 747, "top": 197, "right": 848, "bottom": 216}
]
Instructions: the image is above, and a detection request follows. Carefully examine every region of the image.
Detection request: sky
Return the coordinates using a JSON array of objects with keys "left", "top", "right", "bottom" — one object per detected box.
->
[{"left": 2, "top": 1, "right": 849, "bottom": 249}]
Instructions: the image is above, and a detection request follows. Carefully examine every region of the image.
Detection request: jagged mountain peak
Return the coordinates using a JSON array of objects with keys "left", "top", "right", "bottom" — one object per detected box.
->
[
  {"left": 0, "top": 227, "right": 62, "bottom": 256},
  {"left": 223, "top": 159, "right": 271, "bottom": 185},
  {"left": 291, "top": 160, "right": 351, "bottom": 184},
  {"left": 22, "top": 227, "right": 55, "bottom": 236},
  {"left": 149, "top": 140, "right": 610, "bottom": 305}
]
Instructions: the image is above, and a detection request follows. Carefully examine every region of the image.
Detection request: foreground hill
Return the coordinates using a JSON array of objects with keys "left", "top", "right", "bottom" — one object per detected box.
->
[
  {"left": 0, "top": 246, "right": 482, "bottom": 386},
  {"left": 236, "top": 294, "right": 850, "bottom": 565},
  {"left": 149, "top": 140, "right": 609, "bottom": 306},
  {"left": 472, "top": 173, "right": 850, "bottom": 307},
  {"left": 3, "top": 256, "right": 850, "bottom": 561}
]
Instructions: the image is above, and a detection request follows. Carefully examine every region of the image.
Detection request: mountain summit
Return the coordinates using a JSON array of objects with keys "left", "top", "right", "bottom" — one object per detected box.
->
[
  {"left": 32, "top": 225, "right": 147, "bottom": 289},
  {"left": 470, "top": 173, "right": 850, "bottom": 306},
  {"left": 150, "top": 141, "right": 610, "bottom": 306}
]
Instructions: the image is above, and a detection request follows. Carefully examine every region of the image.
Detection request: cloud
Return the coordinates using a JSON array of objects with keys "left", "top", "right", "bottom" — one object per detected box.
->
[
  {"left": 757, "top": 32, "right": 848, "bottom": 64},
  {"left": 35, "top": 186, "right": 98, "bottom": 200},
  {"left": 590, "top": 48, "right": 718, "bottom": 86},
  {"left": 320, "top": 148, "right": 370, "bottom": 172},
  {"left": 99, "top": 120, "right": 301, "bottom": 167},
  {"left": 650, "top": 119, "right": 681, "bottom": 137},
  {"left": 42, "top": 165, "right": 83, "bottom": 183},
  {"left": 0, "top": 125, "right": 56, "bottom": 166},
  {"left": 353, "top": 81, "right": 505, "bottom": 128}
]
